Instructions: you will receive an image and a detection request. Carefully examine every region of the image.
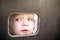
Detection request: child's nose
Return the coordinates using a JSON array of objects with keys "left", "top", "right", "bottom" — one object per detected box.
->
[{"left": 22, "top": 19, "right": 28, "bottom": 26}]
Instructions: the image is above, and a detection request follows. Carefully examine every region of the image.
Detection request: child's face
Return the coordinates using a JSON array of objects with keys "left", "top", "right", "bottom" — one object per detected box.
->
[{"left": 12, "top": 14, "right": 34, "bottom": 35}]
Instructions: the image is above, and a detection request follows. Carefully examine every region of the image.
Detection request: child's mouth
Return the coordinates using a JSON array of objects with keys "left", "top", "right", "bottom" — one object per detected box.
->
[{"left": 21, "top": 29, "right": 29, "bottom": 33}]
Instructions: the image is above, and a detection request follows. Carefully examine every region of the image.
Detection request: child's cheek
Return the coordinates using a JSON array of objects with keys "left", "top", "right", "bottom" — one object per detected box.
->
[
  {"left": 29, "top": 22, "right": 34, "bottom": 27},
  {"left": 14, "top": 22, "right": 22, "bottom": 28}
]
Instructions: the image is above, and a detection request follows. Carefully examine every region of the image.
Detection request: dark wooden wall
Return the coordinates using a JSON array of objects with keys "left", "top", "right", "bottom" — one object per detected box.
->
[{"left": 0, "top": 0, "right": 60, "bottom": 40}]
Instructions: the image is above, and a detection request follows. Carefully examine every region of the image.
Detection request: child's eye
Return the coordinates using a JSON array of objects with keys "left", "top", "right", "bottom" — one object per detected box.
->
[
  {"left": 16, "top": 18, "right": 21, "bottom": 21},
  {"left": 16, "top": 19, "right": 19, "bottom": 21},
  {"left": 28, "top": 18, "right": 34, "bottom": 21},
  {"left": 15, "top": 18, "right": 23, "bottom": 21}
]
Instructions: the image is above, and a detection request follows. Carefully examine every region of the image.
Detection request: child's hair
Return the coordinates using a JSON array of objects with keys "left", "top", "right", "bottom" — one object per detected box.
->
[{"left": 9, "top": 14, "right": 19, "bottom": 35}]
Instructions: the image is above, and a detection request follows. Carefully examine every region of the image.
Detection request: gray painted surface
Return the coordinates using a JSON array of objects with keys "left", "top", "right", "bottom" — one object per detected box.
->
[{"left": 0, "top": 0, "right": 60, "bottom": 40}]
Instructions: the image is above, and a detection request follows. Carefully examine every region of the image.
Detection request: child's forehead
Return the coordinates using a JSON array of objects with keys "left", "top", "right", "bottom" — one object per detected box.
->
[{"left": 14, "top": 14, "right": 33, "bottom": 18}]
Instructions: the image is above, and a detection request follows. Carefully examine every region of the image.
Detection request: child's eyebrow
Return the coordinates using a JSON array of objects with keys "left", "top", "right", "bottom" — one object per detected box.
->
[
  {"left": 15, "top": 14, "right": 33, "bottom": 18},
  {"left": 15, "top": 16, "right": 23, "bottom": 19},
  {"left": 28, "top": 15, "right": 33, "bottom": 18},
  {"left": 28, "top": 17, "right": 33, "bottom": 19}
]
